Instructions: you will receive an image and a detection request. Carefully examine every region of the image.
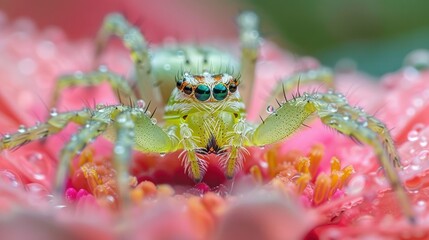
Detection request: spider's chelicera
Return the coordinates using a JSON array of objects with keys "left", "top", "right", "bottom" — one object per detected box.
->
[{"left": 0, "top": 11, "right": 415, "bottom": 222}]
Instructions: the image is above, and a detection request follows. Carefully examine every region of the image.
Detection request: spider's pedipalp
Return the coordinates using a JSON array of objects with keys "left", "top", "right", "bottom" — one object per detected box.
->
[{"left": 249, "top": 91, "right": 415, "bottom": 222}]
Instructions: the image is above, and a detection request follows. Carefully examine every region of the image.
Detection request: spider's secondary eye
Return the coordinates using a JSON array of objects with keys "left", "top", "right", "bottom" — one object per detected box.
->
[
  {"left": 183, "top": 85, "right": 193, "bottom": 95},
  {"left": 228, "top": 83, "right": 237, "bottom": 93},
  {"left": 195, "top": 85, "right": 211, "bottom": 101},
  {"left": 213, "top": 84, "right": 228, "bottom": 100},
  {"left": 176, "top": 79, "right": 184, "bottom": 88}
]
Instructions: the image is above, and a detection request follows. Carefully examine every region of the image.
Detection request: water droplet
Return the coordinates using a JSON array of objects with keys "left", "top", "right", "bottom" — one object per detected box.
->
[
  {"left": 151, "top": 118, "right": 157, "bottom": 124},
  {"left": 418, "top": 150, "right": 429, "bottom": 161},
  {"left": 136, "top": 99, "right": 145, "bottom": 109},
  {"left": 0, "top": 170, "right": 23, "bottom": 188},
  {"left": 74, "top": 71, "right": 83, "bottom": 79},
  {"left": 345, "top": 175, "right": 366, "bottom": 195},
  {"left": 17, "top": 125, "right": 26, "bottom": 133},
  {"left": 419, "top": 136, "right": 428, "bottom": 147},
  {"left": 18, "top": 58, "right": 37, "bottom": 76},
  {"left": 374, "top": 169, "right": 389, "bottom": 187},
  {"left": 327, "top": 103, "right": 338, "bottom": 113},
  {"left": 407, "top": 130, "right": 419, "bottom": 142},
  {"left": 160, "top": 153, "right": 166, "bottom": 157},
  {"left": 98, "top": 65, "right": 108, "bottom": 72},
  {"left": 412, "top": 97, "right": 424, "bottom": 107},
  {"left": 410, "top": 157, "right": 422, "bottom": 171},
  {"left": 116, "top": 115, "right": 127, "bottom": 123},
  {"left": 266, "top": 105, "right": 275, "bottom": 114},
  {"left": 25, "top": 153, "right": 47, "bottom": 181},
  {"left": 95, "top": 103, "right": 106, "bottom": 110},
  {"left": 356, "top": 115, "right": 368, "bottom": 127},
  {"left": 3, "top": 134, "right": 11, "bottom": 140},
  {"left": 163, "top": 64, "right": 171, "bottom": 71},
  {"left": 50, "top": 108, "right": 58, "bottom": 117},
  {"left": 403, "top": 66, "right": 420, "bottom": 81},
  {"left": 114, "top": 145, "right": 126, "bottom": 155},
  {"left": 412, "top": 123, "right": 426, "bottom": 133},
  {"left": 25, "top": 183, "right": 50, "bottom": 199},
  {"left": 416, "top": 200, "right": 427, "bottom": 213},
  {"left": 36, "top": 41, "right": 56, "bottom": 60},
  {"left": 406, "top": 107, "right": 416, "bottom": 116}
]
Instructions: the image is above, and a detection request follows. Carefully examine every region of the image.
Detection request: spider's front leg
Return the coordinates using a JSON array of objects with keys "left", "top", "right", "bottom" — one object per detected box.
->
[{"left": 249, "top": 92, "right": 415, "bottom": 223}]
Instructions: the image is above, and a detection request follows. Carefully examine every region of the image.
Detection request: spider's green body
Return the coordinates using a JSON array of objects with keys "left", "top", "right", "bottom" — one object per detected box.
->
[{"left": 0, "top": 11, "right": 415, "bottom": 222}]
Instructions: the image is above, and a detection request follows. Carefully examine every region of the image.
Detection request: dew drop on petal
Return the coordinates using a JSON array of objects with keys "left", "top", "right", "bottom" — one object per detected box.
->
[
  {"left": 407, "top": 130, "right": 419, "bottom": 142},
  {"left": 25, "top": 153, "right": 48, "bottom": 181},
  {"left": 266, "top": 105, "right": 275, "bottom": 114},
  {"left": 18, "top": 58, "right": 37, "bottom": 75},
  {"left": 345, "top": 174, "right": 366, "bottom": 195},
  {"left": 410, "top": 157, "right": 422, "bottom": 171},
  {"left": 415, "top": 200, "right": 427, "bottom": 213},
  {"left": 419, "top": 136, "right": 428, "bottom": 147},
  {"left": 36, "top": 40, "right": 56, "bottom": 60},
  {"left": 412, "top": 123, "right": 426, "bottom": 133},
  {"left": 418, "top": 150, "right": 429, "bottom": 161},
  {"left": 0, "top": 170, "right": 23, "bottom": 188},
  {"left": 25, "top": 183, "right": 50, "bottom": 198}
]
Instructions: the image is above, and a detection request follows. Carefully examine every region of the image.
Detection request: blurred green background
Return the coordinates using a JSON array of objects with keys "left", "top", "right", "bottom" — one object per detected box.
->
[{"left": 246, "top": 0, "right": 429, "bottom": 76}]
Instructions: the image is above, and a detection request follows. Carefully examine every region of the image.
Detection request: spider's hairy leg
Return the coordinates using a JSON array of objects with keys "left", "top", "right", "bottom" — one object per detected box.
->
[
  {"left": 95, "top": 13, "right": 162, "bottom": 113},
  {"left": 178, "top": 123, "right": 206, "bottom": 182},
  {"left": 223, "top": 119, "right": 252, "bottom": 179},
  {"left": 50, "top": 68, "right": 136, "bottom": 108},
  {"left": 262, "top": 67, "right": 334, "bottom": 115},
  {"left": 0, "top": 109, "right": 92, "bottom": 151},
  {"left": 56, "top": 120, "right": 107, "bottom": 194},
  {"left": 237, "top": 11, "right": 260, "bottom": 107},
  {"left": 250, "top": 92, "right": 415, "bottom": 223},
  {"left": 55, "top": 105, "right": 176, "bottom": 197},
  {"left": 112, "top": 111, "right": 134, "bottom": 204}
]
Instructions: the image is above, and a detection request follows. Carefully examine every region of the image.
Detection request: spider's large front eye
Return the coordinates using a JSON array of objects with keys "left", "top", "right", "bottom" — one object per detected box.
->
[
  {"left": 213, "top": 83, "right": 228, "bottom": 100},
  {"left": 195, "top": 84, "right": 211, "bottom": 101}
]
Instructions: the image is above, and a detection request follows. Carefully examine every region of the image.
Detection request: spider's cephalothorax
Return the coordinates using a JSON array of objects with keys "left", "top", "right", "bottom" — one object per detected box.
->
[
  {"left": 164, "top": 71, "right": 247, "bottom": 181},
  {"left": 0, "top": 12, "right": 415, "bottom": 222}
]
